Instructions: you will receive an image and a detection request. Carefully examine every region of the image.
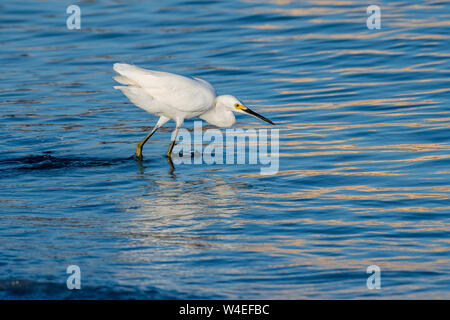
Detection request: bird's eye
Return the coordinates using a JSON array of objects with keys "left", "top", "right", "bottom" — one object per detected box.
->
[{"left": 234, "top": 103, "right": 239, "bottom": 108}]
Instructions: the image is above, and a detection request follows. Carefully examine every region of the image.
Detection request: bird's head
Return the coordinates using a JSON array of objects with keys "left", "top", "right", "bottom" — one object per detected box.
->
[{"left": 216, "top": 95, "right": 275, "bottom": 125}]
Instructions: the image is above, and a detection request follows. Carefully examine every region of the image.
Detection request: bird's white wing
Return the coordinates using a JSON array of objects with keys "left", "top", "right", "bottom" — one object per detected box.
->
[
  {"left": 113, "top": 63, "right": 216, "bottom": 114},
  {"left": 193, "top": 76, "right": 216, "bottom": 93}
]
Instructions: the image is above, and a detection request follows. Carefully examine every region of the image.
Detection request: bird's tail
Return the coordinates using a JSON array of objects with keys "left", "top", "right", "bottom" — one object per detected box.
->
[
  {"left": 113, "top": 63, "right": 162, "bottom": 114},
  {"left": 113, "top": 63, "right": 138, "bottom": 74},
  {"left": 113, "top": 76, "right": 135, "bottom": 86},
  {"left": 113, "top": 63, "right": 140, "bottom": 87}
]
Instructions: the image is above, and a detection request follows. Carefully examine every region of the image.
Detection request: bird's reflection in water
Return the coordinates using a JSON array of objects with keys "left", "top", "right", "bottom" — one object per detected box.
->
[
  {"left": 124, "top": 159, "right": 243, "bottom": 242},
  {"left": 134, "top": 147, "right": 199, "bottom": 178},
  {"left": 135, "top": 156, "right": 176, "bottom": 178}
]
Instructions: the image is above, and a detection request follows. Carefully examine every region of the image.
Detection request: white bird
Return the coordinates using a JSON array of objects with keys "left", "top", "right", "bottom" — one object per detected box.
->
[{"left": 113, "top": 63, "right": 274, "bottom": 159}]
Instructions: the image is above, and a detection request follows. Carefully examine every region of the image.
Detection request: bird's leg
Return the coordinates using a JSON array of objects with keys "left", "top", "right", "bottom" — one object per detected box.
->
[
  {"left": 167, "top": 155, "right": 175, "bottom": 174},
  {"left": 135, "top": 116, "right": 171, "bottom": 159},
  {"left": 167, "top": 126, "right": 180, "bottom": 158},
  {"left": 136, "top": 125, "right": 159, "bottom": 159}
]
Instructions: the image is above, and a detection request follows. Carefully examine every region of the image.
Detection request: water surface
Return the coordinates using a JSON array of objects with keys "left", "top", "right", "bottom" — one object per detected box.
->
[{"left": 0, "top": 0, "right": 449, "bottom": 299}]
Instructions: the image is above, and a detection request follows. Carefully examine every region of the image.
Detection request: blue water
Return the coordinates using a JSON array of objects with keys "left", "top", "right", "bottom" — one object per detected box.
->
[{"left": 0, "top": 0, "right": 449, "bottom": 299}]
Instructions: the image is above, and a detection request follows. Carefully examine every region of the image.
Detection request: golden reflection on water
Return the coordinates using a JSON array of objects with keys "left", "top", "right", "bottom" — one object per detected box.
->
[
  {"left": 112, "top": 0, "right": 449, "bottom": 298},
  {"left": 125, "top": 0, "right": 449, "bottom": 276}
]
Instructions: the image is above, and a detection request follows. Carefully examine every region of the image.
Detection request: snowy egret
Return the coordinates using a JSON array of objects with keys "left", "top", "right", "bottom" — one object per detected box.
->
[{"left": 113, "top": 63, "right": 274, "bottom": 159}]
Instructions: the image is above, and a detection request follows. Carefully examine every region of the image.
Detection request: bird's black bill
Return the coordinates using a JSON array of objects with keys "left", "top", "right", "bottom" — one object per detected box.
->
[{"left": 243, "top": 108, "right": 275, "bottom": 125}]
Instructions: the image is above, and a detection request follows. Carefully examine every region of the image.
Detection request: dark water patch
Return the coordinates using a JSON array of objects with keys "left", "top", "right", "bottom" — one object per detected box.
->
[
  {"left": 0, "top": 154, "right": 134, "bottom": 177},
  {"left": 0, "top": 278, "right": 182, "bottom": 299}
]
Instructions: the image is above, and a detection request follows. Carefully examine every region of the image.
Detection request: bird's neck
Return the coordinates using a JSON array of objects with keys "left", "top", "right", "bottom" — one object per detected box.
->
[{"left": 199, "top": 99, "right": 236, "bottom": 128}]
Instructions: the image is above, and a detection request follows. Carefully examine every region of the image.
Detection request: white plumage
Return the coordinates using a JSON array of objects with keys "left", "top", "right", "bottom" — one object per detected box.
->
[{"left": 113, "top": 63, "right": 274, "bottom": 159}]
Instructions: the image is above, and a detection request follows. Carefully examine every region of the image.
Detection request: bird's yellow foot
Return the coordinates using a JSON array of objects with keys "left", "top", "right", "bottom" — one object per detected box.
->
[{"left": 136, "top": 144, "right": 144, "bottom": 159}]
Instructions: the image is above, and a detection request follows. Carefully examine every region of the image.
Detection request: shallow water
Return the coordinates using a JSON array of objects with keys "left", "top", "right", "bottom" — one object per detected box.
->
[{"left": 0, "top": 0, "right": 449, "bottom": 299}]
